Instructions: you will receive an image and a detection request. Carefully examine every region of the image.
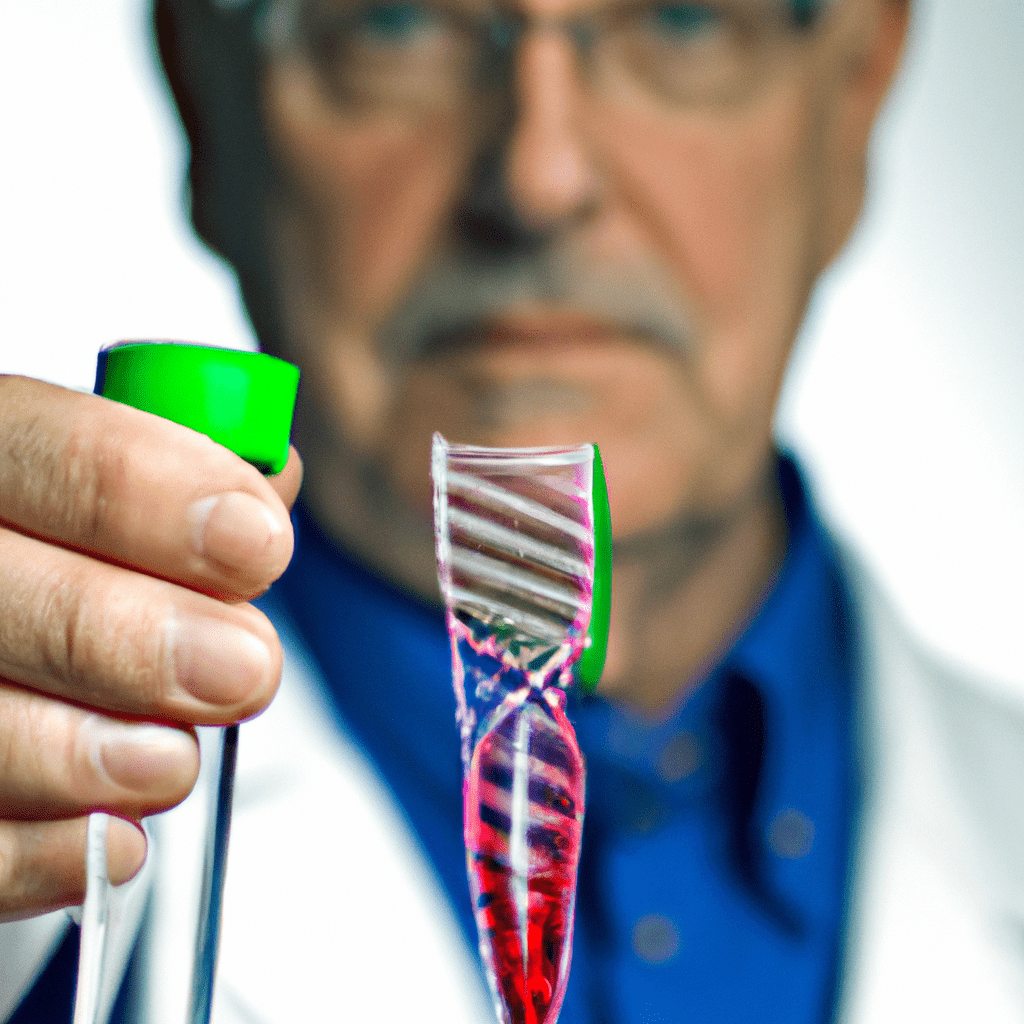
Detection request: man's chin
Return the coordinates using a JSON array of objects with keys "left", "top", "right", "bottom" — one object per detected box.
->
[{"left": 458, "top": 377, "right": 594, "bottom": 439}]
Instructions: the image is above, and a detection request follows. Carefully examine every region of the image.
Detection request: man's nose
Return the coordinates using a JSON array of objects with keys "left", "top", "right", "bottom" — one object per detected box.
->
[{"left": 500, "top": 31, "right": 602, "bottom": 231}]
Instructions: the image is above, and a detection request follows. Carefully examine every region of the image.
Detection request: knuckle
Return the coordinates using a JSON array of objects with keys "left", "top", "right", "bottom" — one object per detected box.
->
[
  {"left": 0, "top": 392, "right": 119, "bottom": 549},
  {"left": 0, "top": 830, "right": 18, "bottom": 905},
  {"left": 33, "top": 562, "right": 170, "bottom": 712},
  {"left": 0, "top": 825, "right": 43, "bottom": 916},
  {"left": 58, "top": 412, "right": 130, "bottom": 551},
  {"left": 33, "top": 562, "right": 88, "bottom": 693},
  {"left": 0, "top": 820, "right": 86, "bottom": 919},
  {"left": 0, "top": 701, "right": 18, "bottom": 794},
  {"left": 0, "top": 686, "right": 73, "bottom": 815}
]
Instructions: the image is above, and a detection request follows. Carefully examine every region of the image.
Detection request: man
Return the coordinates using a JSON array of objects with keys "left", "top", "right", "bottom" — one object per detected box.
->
[{"left": 2, "top": 0, "right": 1024, "bottom": 1021}]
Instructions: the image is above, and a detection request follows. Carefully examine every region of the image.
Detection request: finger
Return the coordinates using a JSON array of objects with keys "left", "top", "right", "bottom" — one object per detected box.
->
[
  {"left": 0, "top": 527, "right": 281, "bottom": 724},
  {"left": 0, "top": 682, "right": 199, "bottom": 821},
  {"left": 0, "top": 376, "right": 293, "bottom": 600},
  {"left": 0, "top": 816, "right": 147, "bottom": 921},
  {"left": 267, "top": 445, "right": 304, "bottom": 512}
]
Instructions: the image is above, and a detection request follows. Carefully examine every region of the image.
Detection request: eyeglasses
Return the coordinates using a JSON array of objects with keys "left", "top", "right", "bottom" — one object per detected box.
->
[{"left": 259, "top": 0, "right": 836, "bottom": 114}]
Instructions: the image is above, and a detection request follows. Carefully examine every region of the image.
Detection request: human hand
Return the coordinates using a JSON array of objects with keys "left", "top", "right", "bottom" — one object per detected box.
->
[{"left": 0, "top": 375, "right": 302, "bottom": 920}]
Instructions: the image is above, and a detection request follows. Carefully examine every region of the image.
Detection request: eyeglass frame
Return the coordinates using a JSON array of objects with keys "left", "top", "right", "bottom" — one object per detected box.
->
[{"left": 255, "top": 0, "right": 842, "bottom": 114}]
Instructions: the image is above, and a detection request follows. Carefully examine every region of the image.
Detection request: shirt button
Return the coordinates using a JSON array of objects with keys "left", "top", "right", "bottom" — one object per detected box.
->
[
  {"left": 631, "top": 914, "right": 681, "bottom": 964},
  {"left": 768, "top": 807, "right": 815, "bottom": 859},
  {"left": 656, "top": 732, "right": 701, "bottom": 784}
]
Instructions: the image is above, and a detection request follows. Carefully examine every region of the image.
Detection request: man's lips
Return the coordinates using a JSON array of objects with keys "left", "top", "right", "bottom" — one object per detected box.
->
[{"left": 479, "top": 316, "right": 620, "bottom": 346}]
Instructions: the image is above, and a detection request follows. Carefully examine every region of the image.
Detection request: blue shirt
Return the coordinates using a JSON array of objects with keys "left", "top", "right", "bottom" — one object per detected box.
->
[{"left": 273, "top": 454, "right": 859, "bottom": 1024}]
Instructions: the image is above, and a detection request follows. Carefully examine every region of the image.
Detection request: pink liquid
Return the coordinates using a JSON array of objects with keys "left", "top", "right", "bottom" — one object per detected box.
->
[{"left": 464, "top": 687, "right": 585, "bottom": 1024}]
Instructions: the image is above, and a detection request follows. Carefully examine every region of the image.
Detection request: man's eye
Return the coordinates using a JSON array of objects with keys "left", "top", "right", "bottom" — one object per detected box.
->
[
  {"left": 644, "top": 3, "right": 723, "bottom": 39},
  {"left": 350, "top": 2, "right": 443, "bottom": 42}
]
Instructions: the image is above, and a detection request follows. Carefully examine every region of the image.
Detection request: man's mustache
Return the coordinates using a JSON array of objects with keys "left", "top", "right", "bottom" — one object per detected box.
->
[{"left": 379, "top": 246, "right": 696, "bottom": 362}]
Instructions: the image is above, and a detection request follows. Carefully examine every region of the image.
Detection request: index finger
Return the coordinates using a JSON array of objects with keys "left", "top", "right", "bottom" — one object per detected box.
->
[{"left": 0, "top": 375, "right": 295, "bottom": 600}]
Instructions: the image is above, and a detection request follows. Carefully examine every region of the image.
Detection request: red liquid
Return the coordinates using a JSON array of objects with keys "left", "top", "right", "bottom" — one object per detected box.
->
[{"left": 464, "top": 688, "right": 585, "bottom": 1024}]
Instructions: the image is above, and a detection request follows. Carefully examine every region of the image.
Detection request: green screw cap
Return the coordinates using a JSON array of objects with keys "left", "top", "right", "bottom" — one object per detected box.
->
[
  {"left": 95, "top": 342, "right": 299, "bottom": 475},
  {"left": 576, "top": 444, "right": 612, "bottom": 695}
]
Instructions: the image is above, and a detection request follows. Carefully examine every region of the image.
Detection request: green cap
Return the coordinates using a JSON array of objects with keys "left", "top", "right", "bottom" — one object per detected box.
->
[
  {"left": 576, "top": 444, "right": 612, "bottom": 695},
  {"left": 95, "top": 342, "right": 299, "bottom": 475}
]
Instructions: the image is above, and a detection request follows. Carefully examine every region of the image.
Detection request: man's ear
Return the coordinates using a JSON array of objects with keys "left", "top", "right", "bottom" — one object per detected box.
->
[
  {"left": 153, "top": 0, "right": 260, "bottom": 262},
  {"left": 844, "top": 0, "right": 912, "bottom": 143},
  {"left": 152, "top": 0, "right": 282, "bottom": 353},
  {"left": 819, "top": 0, "right": 913, "bottom": 264}
]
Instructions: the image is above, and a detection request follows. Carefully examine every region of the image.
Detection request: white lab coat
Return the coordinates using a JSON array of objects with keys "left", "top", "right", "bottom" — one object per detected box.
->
[{"left": 3, "top": 557, "right": 1024, "bottom": 1022}]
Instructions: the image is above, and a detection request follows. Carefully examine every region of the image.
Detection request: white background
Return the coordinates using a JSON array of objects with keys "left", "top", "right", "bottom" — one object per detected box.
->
[{"left": 1, "top": 1, "right": 1021, "bottom": 696}]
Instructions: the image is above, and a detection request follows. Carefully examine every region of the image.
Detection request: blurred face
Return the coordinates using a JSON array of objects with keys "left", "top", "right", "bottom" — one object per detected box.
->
[{"left": 258, "top": 0, "right": 904, "bottom": 594}]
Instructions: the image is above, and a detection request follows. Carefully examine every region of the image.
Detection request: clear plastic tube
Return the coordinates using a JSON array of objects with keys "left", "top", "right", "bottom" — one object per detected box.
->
[
  {"left": 188, "top": 724, "right": 238, "bottom": 1024},
  {"left": 72, "top": 813, "right": 111, "bottom": 1024},
  {"left": 72, "top": 729, "right": 236, "bottom": 1024},
  {"left": 433, "top": 435, "right": 600, "bottom": 1024}
]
